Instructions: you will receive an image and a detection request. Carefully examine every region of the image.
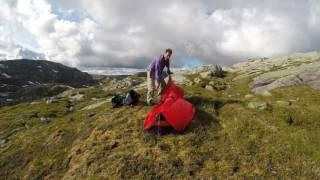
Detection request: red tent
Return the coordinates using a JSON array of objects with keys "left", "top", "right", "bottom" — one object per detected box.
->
[{"left": 144, "top": 79, "right": 195, "bottom": 132}]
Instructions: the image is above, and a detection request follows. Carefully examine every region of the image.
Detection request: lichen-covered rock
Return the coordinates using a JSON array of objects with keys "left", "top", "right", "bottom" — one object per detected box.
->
[
  {"left": 276, "top": 101, "right": 291, "bottom": 106},
  {"left": 193, "top": 77, "right": 202, "bottom": 84},
  {"left": 248, "top": 101, "right": 268, "bottom": 110},
  {"left": 205, "top": 85, "right": 214, "bottom": 91}
]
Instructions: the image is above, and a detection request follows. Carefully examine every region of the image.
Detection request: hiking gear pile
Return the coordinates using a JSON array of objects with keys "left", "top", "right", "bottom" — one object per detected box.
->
[
  {"left": 144, "top": 79, "right": 195, "bottom": 132},
  {"left": 111, "top": 90, "right": 140, "bottom": 108}
]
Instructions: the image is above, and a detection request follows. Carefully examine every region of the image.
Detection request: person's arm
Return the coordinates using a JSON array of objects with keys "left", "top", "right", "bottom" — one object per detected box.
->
[
  {"left": 166, "top": 61, "right": 173, "bottom": 75},
  {"left": 155, "top": 58, "right": 162, "bottom": 90},
  {"left": 165, "top": 61, "right": 172, "bottom": 80}
]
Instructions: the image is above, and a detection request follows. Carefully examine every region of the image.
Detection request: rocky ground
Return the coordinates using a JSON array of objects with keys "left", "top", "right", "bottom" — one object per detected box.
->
[
  {"left": 230, "top": 52, "right": 320, "bottom": 94},
  {"left": 0, "top": 52, "right": 320, "bottom": 179}
]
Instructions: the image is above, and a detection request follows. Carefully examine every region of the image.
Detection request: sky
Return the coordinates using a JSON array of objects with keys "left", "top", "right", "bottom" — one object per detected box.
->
[{"left": 0, "top": 0, "right": 320, "bottom": 69}]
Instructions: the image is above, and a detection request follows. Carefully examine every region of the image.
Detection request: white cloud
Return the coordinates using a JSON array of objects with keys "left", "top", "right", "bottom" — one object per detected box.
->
[
  {"left": 215, "top": 8, "right": 294, "bottom": 57},
  {"left": 0, "top": 0, "right": 320, "bottom": 68}
]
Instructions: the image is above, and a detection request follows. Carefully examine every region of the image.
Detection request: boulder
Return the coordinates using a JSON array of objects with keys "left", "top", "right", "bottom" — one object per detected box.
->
[
  {"left": 248, "top": 101, "right": 268, "bottom": 110},
  {"left": 69, "top": 106, "right": 75, "bottom": 112},
  {"left": 88, "top": 112, "right": 96, "bottom": 117},
  {"left": 200, "top": 72, "right": 212, "bottom": 79},
  {"left": 40, "top": 117, "right": 50, "bottom": 123},
  {"left": 187, "top": 64, "right": 224, "bottom": 77},
  {"left": 205, "top": 85, "right": 214, "bottom": 91},
  {"left": 212, "top": 65, "right": 225, "bottom": 77},
  {"left": 0, "top": 139, "right": 8, "bottom": 145},
  {"left": 193, "top": 78, "right": 202, "bottom": 84},
  {"left": 104, "top": 76, "right": 142, "bottom": 91},
  {"left": 261, "top": 91, "right": 272, "bottom": 96},
  {"left": 187, "top": 81, "right": 194, "bottom": 86},
  {"left": 195, "top": 65, "right": 225, "bottom": 78},
  {"left": 70, "top": 94, "right": 84, "bottom": 101},
  {"left": 276, "top": 101, "right": 291, "bottom": 106}
]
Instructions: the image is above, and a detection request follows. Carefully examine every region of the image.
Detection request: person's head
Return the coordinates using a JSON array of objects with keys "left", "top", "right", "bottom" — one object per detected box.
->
[{"left": 164, "top": 48, "right": 172, "bottom": 61}]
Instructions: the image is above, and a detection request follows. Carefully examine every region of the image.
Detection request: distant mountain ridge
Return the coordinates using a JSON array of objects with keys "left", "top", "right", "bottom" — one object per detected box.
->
[
  {"left": 0, "top": 59, "right": 95, "bottom": 87},
  {"left": 0, "top": 59, "right": 96, "bottom": 106}
]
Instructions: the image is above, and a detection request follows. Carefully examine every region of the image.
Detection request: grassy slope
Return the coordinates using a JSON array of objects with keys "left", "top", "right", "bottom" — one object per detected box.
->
[{"left": 0, "top": 72, "right": 319, "bottom": 179}]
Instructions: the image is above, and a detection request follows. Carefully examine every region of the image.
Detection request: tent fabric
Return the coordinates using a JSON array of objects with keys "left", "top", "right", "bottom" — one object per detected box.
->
[
  {"left": 160, "top": 79, "right": 184, "bottom": 101},
  {"left": 144, "top": 79, "right": 195, "bottom": 132}
]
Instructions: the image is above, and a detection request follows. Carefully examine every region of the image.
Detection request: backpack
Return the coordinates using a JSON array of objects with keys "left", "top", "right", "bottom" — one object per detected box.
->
[
  {"left": 124, "top": 90, "right": 140, "bottom": 105},
  {"left": 111, "top": 94, "right": 126, "bottom": 108},
  {"left": 111, "top": 90, "right": 140, "bottom": 108}
]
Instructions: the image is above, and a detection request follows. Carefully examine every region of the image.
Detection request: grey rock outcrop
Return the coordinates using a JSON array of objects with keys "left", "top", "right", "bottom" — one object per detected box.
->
[
  {"left": 230, "top": 52, "right": 320, "bottom": 94},
  {"left": 189, "top": 65, "right": 225, "bottom": 78},
  {"left": 250, "top": 61, "right": 320, "bottom": 94},
  {"left": 103, "top": 76, "right": 142, "bottom": 91}
]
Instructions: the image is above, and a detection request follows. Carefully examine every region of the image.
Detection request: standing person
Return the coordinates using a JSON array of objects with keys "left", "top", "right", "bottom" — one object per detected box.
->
[{"left": 146, "top": 49, "right": 173, "bottom": 105}]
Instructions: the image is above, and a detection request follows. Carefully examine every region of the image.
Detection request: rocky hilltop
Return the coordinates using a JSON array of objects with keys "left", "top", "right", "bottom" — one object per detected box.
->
[
  {"left": 0, "top": 52, "right": 319, "bottom": 179},
  {"left": 0, "top": 59, "right": 96, "bottom": 106},
  {"left": 230, "top": 52, "right": 320, "bottom": 95}
]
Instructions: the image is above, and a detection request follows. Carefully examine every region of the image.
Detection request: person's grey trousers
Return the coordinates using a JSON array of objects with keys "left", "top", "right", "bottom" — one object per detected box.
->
[{"left": 146, "top": 70, "right": 169, "bottom": 104}]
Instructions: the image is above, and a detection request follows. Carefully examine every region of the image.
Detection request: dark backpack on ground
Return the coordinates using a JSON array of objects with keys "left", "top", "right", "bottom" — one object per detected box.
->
[
  {"left": 111, "top": 94, "right": 126, "bottom": 108},
  {"left": 124, "top": 90, "right": 140, "bottom": 105},
  {"left": 111, "top": 90, "right": 140, "bottom": 108}
]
